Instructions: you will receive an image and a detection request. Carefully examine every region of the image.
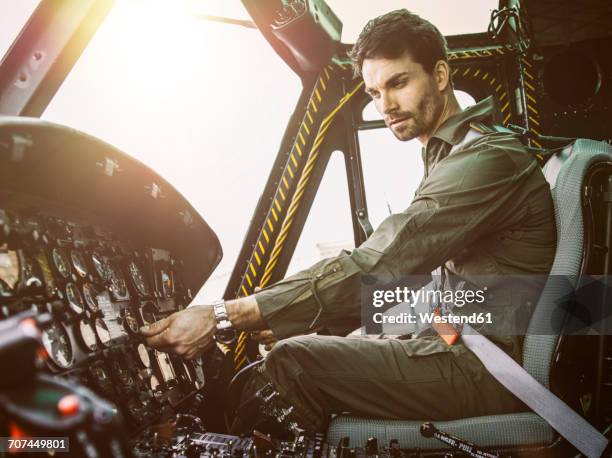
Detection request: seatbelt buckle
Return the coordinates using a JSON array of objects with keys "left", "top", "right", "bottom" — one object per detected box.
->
[{"left": 431, "top": 307, "right": 460, "bottom": 345}]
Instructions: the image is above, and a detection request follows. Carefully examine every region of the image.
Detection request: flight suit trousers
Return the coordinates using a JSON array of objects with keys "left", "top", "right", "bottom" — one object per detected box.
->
[{"left": 238, "top": 334, "right": 526, "bottom": 434}]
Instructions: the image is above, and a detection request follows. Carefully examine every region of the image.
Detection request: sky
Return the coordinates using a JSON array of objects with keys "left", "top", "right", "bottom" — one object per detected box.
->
[{"left": 0, "top": 0, "right": 493, "bottom": 302}]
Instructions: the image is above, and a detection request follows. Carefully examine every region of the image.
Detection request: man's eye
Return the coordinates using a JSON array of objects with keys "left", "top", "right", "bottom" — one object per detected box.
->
[
  {"left": 368, "top": 92, "right": 380, "bottom": 99},
  {"left": 393, "top": 79, "right": 408, "bottom": 88}
]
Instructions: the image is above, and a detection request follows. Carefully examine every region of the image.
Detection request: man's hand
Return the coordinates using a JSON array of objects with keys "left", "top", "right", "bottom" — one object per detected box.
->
[
  {"left": 141, "top": 305, "right": 216, "bottom": 360},
  {"left": 250, "top": 329, "right": 278, "bottom": 351}
]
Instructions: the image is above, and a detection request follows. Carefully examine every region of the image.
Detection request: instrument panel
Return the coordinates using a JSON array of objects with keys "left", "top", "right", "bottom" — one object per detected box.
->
[{"left": 0, "top": 207, "right": 206, "bottom": 430}]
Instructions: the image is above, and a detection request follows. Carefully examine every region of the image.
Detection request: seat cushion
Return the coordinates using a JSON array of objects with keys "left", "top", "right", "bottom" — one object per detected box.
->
[{"left": 327, "top": 413, "right": 555, "bottom": 450}]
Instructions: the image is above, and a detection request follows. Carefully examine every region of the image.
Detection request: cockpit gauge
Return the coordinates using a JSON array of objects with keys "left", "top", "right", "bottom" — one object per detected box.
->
[
  {"left": 70, "top": 250, "right": 88, "bottom": 277},
  {"left": 140, "top": 302, "right": 157, "bottom": 326},
  {"left": 91, "top": 251, "right": 110, "bottom": 282},
  {"left": 155, "top": 350, "right": 176, "bottom": 383},
  {"left": 108, "top": 261, "right": 128, "bottom": 298},
  {"left": 0, "top": 250, "right": 19, "bottom": 292},
  {"left": 51, "top": 247, "right": 71, "bottom": 279},
  {"left": 77, "top": 319, "right": 97, "bottom": 352},
  {"left": 150, "top": 375, "right": 160, "bottom": 391},
  {"left": 41, "top": 322, "right": 73, "bottom": 369},
  {"left": 123, "top": 313, "right": 139, "bottom": 334},
  {"left": 94, "top": 317, "right": 112, "bottom": 348},
  {"left": 65, "top": 282, "right": 85, "bottom": 314},
  {"left": 182, "top": 361, "right": 194, "bottom": 383},
  {"left": 137, "top": 343, "right": 151, "bottom": 368},
  {"left": 22, "top": 252, "right": 44, "bottom": 289},
  {"left": 160, "top": 270, "right": 174, "bottom": 298},
  {"left": 82, "top": 283, "right": 99, "bottom": 312},
  {"left": 128, "top": 261, "right": 149, "bottom": 296}
]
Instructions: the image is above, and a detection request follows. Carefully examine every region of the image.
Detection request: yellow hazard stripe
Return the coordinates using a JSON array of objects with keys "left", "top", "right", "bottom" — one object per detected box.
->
[
  {"left": 254, "top": 251, "right": 261, "bottom": 265},
  {"left": 503, "top": 112, "right": 512, "bottom": 124},
  {"left": 260, "top": 82, "right": 364, "bottom": 287},
  {"left": 501, "top": 101, "right": 510, "bottom": 113},
  {"left": 307, "top": 110, "right": 314, "bottom": 125}
]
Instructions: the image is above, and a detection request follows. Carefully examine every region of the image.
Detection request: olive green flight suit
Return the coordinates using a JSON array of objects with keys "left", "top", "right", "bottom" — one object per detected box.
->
[{"left": 240, "top": 96, "right": 557, "bottom": 434}]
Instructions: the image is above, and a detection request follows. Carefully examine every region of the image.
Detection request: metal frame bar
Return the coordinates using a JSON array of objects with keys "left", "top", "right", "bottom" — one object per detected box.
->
[{"left": 0, "top": 0, "right": 116, "bottom": 117}]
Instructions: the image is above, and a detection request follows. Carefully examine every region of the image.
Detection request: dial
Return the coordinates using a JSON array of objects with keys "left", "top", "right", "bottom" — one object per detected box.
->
[
  {"left": 78, "top": 319, "right": 97, "bottom": 351},
  {"left": 0, "top": 250, "right": 19, "bottom": 290},
  {"left": 155, "top": 351, "right": 175, "bottom": 383},
  {"left": 160, "top": 270, "right": 174, "bottom": 298},
  {"left": 70, "top": 250, "right": 88, "bottom": 277},
  {"left": 128, "top": 261, "right": 149, "bottom": 296},
  {"left": 108, "top": 261, "right": 127, "bottom": 298},
  {"left": 94, "top": 318, "right": 112, "bottom": 347},
  {"left": 23, "top": 253, "right": 44, "bottom": 289},
  {"left": 123, "top": 313, "right": 139, "bottom": 334},
  {"left": 137, "top": 343, "right": 151, "bottom": 368},
  {"left": 140, "top": 303, "right": 157, "bottom": 326},
  {"left": 82, "top": 283, "right": 99, "bottom": 312},
  {"left": 51, "top": 247, "right": 71, "bottom": 278},
  {"left": 65, "top": 282, "right": 85, "bottom": 314},
  {"left": 91, "top": 252, "right": 110, "bottom": 281},
  {"left": 182, "top": 361, "right": 194, "bottom": 382},
  {"left": 41, "top": 322, "right": 73, "bottom": 369},
  {"left": 150, "top": 375, "right": 160, "bottom": 391}
]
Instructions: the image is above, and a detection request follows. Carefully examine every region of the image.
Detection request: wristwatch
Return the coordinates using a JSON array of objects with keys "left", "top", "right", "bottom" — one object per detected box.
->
[{"left": 211, "top": 299, "right": 237, "bottom": 344}]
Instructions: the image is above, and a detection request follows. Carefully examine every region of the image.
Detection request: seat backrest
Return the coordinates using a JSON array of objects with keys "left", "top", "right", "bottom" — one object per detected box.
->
[{"left": 522, "top": 139, "right": 612, "bottom": 387}]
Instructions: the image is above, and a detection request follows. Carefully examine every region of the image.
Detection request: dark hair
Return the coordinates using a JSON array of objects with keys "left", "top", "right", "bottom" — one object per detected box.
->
[{"left": 349, "top": 9, "right": 449, "bottom": 77}]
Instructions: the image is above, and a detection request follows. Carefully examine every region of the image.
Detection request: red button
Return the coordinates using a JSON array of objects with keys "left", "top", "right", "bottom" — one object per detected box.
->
[{"left": 58, "top": 394, "right": 80, "bottom": 416}]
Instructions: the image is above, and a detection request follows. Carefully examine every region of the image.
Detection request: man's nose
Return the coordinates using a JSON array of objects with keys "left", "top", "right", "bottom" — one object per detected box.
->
[{"left": 380, "top": 91, "right": 399, "bottom": 114}]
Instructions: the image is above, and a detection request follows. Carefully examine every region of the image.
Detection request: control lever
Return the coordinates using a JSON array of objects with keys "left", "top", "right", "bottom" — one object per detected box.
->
[{"left": 420, "top": 422, "right": 501, "bottom": 458}]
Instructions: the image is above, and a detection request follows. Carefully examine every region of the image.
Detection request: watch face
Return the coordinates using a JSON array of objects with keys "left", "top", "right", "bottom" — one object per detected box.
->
[{"left": 214, "top": 328, "right": 237, "bottom": 345}]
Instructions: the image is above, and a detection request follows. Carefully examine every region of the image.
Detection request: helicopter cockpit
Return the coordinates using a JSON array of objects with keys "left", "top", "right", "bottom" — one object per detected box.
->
[{"left": 0, "top": 1, "right": 610, "bottom": 457}]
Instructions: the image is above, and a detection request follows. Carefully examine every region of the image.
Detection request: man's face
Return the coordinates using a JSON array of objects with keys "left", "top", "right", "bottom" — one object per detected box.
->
[{"left": 362, "top": 52, "right": 444, "bottom": 142}]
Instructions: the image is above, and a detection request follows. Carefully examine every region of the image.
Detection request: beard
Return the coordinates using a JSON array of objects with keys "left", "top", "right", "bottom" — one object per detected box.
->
[{"left": 389, "top": 89, "right": 444, "bottom": 142}]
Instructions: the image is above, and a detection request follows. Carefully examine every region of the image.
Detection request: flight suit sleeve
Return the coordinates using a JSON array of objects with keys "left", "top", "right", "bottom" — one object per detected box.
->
[{"left": 255, "top": 136, "right": 539, "bottom": 339}]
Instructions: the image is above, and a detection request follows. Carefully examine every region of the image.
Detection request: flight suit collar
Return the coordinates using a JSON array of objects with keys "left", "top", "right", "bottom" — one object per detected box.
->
[{"left": 421, "top": 96, "right": 495, "bottom": 176}]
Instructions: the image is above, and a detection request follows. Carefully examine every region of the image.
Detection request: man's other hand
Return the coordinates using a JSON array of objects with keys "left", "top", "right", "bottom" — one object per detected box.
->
[
  {"left": 250, "top": 329, "right": 278, "bottom": 351},
  {"left": 140, "top": 305, "right": 216, "bottom": 359}
]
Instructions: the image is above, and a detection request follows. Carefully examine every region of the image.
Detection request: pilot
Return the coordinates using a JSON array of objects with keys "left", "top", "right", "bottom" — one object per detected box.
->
[{"left": 142, "top": 10, "right": 556, "bottom": 435}]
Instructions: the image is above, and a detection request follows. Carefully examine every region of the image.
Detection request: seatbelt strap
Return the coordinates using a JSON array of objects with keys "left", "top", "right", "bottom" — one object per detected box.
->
[{"left": 460, "top": 324, "right": 609, "bottom": 458}]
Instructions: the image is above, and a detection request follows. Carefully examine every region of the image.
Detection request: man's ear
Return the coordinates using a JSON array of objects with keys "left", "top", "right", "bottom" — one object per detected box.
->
[{"left": 433, "top": 60, "right": 451, "bottom": 92}]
